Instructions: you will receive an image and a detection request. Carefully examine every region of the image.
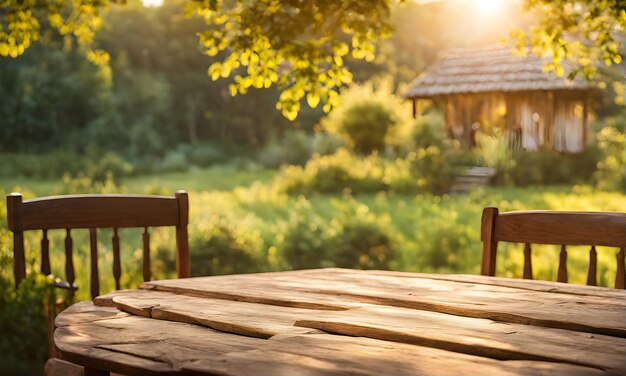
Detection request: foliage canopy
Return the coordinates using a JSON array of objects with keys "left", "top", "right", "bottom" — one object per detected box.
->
[{"left": 1, "top": 0, "right": 624, "bottom": 118}]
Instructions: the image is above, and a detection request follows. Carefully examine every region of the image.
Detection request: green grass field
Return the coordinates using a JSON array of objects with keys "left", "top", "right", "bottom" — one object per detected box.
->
[{"left": 2, "top": 168, "right": 625, "bottom": 302}]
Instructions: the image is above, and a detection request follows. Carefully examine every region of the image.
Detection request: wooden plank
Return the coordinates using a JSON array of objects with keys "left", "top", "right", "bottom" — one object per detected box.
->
[
  {"left": 141, "top": 278, "right": 360, "bottom": 311},
  {"left": 297, "top": 268, "right": 626, "bottom": 300},
  {"left": 295, "top": 306, "right": 626, "bottom": 374},
  {"left": 94, "top": 289, "right": 328, "bottom": 339},
  {"left": 55, "top": 303, "right": 609, "bottom": 376},
  {"left": 95, "top": 289, "right": 626, "bottom": 373},
  {"left": 55, "top": 301, "right": 130, "bottom": 328},
  {"left": 141, "top": 270, "right": 626, "bottom": 337}
]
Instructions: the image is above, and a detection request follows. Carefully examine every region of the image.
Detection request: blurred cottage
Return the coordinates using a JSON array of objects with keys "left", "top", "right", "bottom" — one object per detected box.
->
[{"left": 404, "top": 44, "right": 599, "bottom": 153}]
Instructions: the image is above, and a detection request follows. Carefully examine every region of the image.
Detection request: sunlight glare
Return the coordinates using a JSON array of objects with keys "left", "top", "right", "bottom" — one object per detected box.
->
[
  {"left": 472, "top": 0, "right": 503, "bottom": 16},
  {"left": 142, "top": 0, "right": 164, "bottom": 7}
]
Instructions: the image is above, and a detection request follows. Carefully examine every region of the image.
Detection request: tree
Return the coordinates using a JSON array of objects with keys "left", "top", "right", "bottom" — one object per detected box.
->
[
  {"left": 2, "top": 0, "right": 624, "bottom": 119},
  {"left": 510, "top": 0, "right": 625, "bottom": 79}
]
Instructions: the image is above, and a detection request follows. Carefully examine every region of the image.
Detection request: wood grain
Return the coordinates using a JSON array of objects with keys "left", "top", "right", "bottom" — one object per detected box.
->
[
  {"left": 56, "top": 302, "right": 611, "bottom": 376},
  {"left": 494, "top": 210, "right": 626, "bottom": 247},
  {"left": 141, "top": 269, "right": 626, "bottom": 337},
  {"left": 94, "top": 288, "right": 626, "bottom": 373},
  {"left": 19, "top": 194, "right": 179, "bottom": 230},
  {"left": 295, "top": 306, "right": 626, "bottom": 373},
  {"left": 348, "top": 269, "right": 626, "bottom": 299}
]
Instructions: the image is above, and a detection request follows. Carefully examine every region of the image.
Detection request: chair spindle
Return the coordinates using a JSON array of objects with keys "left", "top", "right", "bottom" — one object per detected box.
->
[
  {"left": 65, "top": 229, "right": 75, "bottom": 288},
  {"left": 41, "top": 229, "right": 51, "bottom": 276},
  {"left": 616, "top": 248, "right": 625, "bottom": 289},
  {"left": 523, "top": 243, "right": 532, "bottom": 279},
  {"left": 112, "top": 228, "right": 121, "bottom": 290},
  {"left": 89, "top": 228, "right": 99, "bottom": 299},
  {"left": 143, "top": 227, "right": 151, "bottom": 282},
  {"left": 557, "top": 245, "right": 568, "bottom": 283},
  {"left": 587, "top": 246, "right": 597, "bottom": 286}
]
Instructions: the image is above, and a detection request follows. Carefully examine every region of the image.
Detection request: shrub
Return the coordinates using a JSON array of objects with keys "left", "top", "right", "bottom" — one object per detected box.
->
[
  {"left": 312, "top": 132, "right": 345, "bottom": 155},
  {"left": 190, "top": 217, "right": 264, "bottom": 276},
  {"left": 408, "top": 144, "right": 470, "bottom": 195},
  {"left": 0, "top": 220, "right": 55, "bottom": 376},
  {"left": 258, "top": 130, "right": 314, "bottom": 168},
  {"left": 84, "top": 148, "right": 134, "bottom": 184},
  {"left": 508, "top": 148, "right": 598, "bottom": 186},
  {"left": 59, "top": 172, "right": 127, "bottom": 194},
  {"left": 411, "top": 112, "right": 447, "bottom": 150},
  {"left": 279, "top": 198, "right": 333, "bottom": 269},
  {"left": 593, "top": 127, "right": 626, "bottom": 191},
  {"left": 321, "top": 78, "right": 411, "bottom": 155},
  {"left": 329, "top": 202, "right": 397, "bottom": 269},
  {"left": 160, "top": 150, "right": 189, "bottom": 172},
  {"left": 187, "top": 143, "right": 227, "bottom": 167},
  {"left": 275, "top": 149, "right": 386, "bottom": 194},
  {"left": 0, "top": 151, "right": 86, "bottom": 179}
]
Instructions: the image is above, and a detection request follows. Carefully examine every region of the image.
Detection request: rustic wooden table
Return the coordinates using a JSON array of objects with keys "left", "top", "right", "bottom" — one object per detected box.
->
[{"left": 54, "top": 268, "right": 626, "bottom": 376}]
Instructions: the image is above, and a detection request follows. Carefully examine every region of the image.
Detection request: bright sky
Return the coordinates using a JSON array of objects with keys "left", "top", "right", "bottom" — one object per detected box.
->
[{"left": 472, "top": 0, "right": 505, "bottom": 16}]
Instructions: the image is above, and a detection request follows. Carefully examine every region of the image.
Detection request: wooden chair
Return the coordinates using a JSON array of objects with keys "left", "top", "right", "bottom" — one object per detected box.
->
[
  {"left": 7, "top": 190, "right": 190, "bottom": 295},
  {"left": 6, "top": 191, "right": 191, "bottom": 373},
  {"left": 481, "top": 206, "right": 626, "bottom": 288}
]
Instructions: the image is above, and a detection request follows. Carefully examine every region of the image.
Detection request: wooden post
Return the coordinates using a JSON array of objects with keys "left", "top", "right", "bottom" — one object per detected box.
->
[
  {"left": 176, "top": 190, "right": 190, "bottom": 278},
  {"left": 7, "top": 193, "right": 25, "bottom": 288},
  {"left": 481, "top": 206, "right": 499, "bottom": 276},
  {"left": 411, "top": 99, "right": 417, "bottom": 119}
]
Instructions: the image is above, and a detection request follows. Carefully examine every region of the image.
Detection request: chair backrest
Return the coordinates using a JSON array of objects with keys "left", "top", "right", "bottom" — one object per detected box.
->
[
  {"left": 481, "top": 206, "right": 626, "bottom": 289},
  {"left": 7, "top": 191, "right": 190, "bottom": 298}
]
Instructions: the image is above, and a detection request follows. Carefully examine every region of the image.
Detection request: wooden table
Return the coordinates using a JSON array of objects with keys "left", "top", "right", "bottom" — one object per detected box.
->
[{"left": 54, "top": 268, "right": 626, "bottom": 376}]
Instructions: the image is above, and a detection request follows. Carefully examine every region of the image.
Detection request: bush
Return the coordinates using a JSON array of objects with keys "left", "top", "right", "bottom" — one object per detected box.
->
[
  {"left": 408, "top": 144, "right": 470, "bottom": 195},
  {"left": 321, "top": 78, "right": 411, "bottom": 155},
  {"left": 593, "top": 127, "right": 626, "bottom": 191},
  {"left": 258, "top": 131, "right": 315, "bottom": 168},
  {"left": 0, "top": 220, "right": 55, "bottom": 376},
  {"left": 0, "top": 151, "right": 86, "bottom": 179},
  {"left": 312, "top": 132, "right": 345, "bottom": 155},
  {"left": 507, "top": 148, "right": 598, "bottom": 186},
  {"left": 160, "top": 150, "right": 189, "bottom": 172},
  {"left": 329, "top": 202, "right": 397, "bottom": 269},
  {"left": 411, "top": 112, "right": 447, "bottom": 150},
  {"left": 187, "top": 144, "right": 227, "bottom": 167},
  {"left": 190, "top": 217, "right": 264, "bottom": 276},
  {"left": 0, "top": 274, "right": 55, "bottom": 375},
  {"left": 279, "top": 198, "right": 333, "bottom": 269},
  {"left": 275, "top": 149, "right": 386, "bottom": 194}
]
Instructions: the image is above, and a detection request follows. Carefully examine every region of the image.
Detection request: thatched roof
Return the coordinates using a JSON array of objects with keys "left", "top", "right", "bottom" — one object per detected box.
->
[{"left": 404, "top": 44, "right": 597, "bottom": 99}]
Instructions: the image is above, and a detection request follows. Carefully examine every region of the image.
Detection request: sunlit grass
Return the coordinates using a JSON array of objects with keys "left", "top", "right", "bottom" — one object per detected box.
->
[{"left": 4, "top": 172, "right": 626, "bottom": 301}]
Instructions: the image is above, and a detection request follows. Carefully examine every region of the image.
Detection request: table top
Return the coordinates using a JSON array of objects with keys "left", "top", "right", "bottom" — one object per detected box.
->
[{"left": 54, "top": 268, "right": 626, "bottom": 376}]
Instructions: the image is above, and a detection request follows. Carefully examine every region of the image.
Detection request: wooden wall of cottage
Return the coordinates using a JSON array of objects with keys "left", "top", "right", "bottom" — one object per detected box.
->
[{"left": 440, "top": 91, "right": 590, "bottom": 153}]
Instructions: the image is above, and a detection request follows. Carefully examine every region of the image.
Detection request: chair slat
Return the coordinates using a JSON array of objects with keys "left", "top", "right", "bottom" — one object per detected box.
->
[
  {"left": 587, "top": 246, "right": 597, "bottom": 286},
  {"left": 616, "top": 248, "right": 625, "bottom": 289},
  {"left": 143, "top": 227, "right": 151, "bottom": 282},
  {"left": 41, "top": 229, "right": 50, "bottom": 276},
  {"left": 89, "top": 228, "right": 99, "bottom": 299},
  {"left": 522, "top": 243, "right": 532, "bottom": 279},
  {"left": 112, "top": 228, "right": 121, "bottom": 291},
  {"left": 65, "top": 229, "right": 75, "bottom": 288},
  {"left": 557, "top": 245, "right": 568, "bottom": 283}
]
